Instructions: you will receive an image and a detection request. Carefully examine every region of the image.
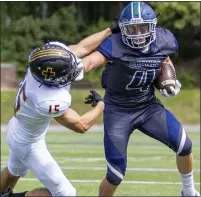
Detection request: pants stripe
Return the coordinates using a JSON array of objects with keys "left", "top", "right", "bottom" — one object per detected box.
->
[
  {"left": 107, "top": 162, "right": 123, "bottom": 179},
  {"left": 176, "top": 128, "right": 186, "bottom": 155}
]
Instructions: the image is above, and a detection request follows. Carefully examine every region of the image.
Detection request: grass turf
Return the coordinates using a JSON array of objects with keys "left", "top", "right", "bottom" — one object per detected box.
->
[
  {"left": 1, "top": 88, "right": 200, "bottom": 125},
  {"left": 1, "top": 129, "right": 200, "bottom": 196}
]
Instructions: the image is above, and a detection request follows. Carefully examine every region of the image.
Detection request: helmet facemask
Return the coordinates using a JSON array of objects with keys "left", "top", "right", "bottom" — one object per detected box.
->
[{"left": 119, "top": 18, "right": 157, "bottom": 49}]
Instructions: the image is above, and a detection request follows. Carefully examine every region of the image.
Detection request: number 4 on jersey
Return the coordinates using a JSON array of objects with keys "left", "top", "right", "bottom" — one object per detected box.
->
[{"left": 126, "top": 70, "right": 156, "bottom": 91}]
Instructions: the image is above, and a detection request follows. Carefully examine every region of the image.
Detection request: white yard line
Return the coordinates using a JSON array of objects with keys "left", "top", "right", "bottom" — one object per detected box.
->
[
  {"left": 48, "top": 145, "right": 200, "bottom": 153},
  {"left": 57, "top": 156, "right": 165, "bottom": 162},
  {"left": 17, "top": 178, "right": 201, "bottom": 185},
  {"left": 1, "top": 164, "right": 200, "bottom": 172},
  {"left": 59, "top": 167, "right": 200, "bottom": 172},
  {"left": 1, "top": 124, "right": 200, "bottom": 132},
  {"left": 2, "top": 156, "right": 200, "bottom": 163}
]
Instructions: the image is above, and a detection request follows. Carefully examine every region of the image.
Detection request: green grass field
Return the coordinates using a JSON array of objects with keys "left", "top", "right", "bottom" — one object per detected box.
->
[{"left": 1, "top": 129, "right": 200, "bottom": 196}]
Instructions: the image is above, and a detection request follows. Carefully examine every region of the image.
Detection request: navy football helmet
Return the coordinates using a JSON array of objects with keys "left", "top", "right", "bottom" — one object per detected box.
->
[
  {"left": 119, "top": 2, "right": 157, "bottom": 49},
  {"left": 28, "top": 41, "right": 81, "bottom": 88}
]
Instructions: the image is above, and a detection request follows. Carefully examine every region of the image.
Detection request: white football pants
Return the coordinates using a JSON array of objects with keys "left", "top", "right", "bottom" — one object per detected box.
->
[{"left": 6, "top": 123, "right": 76, "bottom": 196}]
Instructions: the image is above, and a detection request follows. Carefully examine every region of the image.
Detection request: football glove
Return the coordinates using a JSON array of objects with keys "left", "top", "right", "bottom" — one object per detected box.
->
[
  {"left": 159, "top": 80, "right": 181, "bottom": 98},
  {"left": 110, "top": 17, "right": 120, "bottom": 34},
  {"left": 85, "top": 90, "right": 103, "bottom": 107}
]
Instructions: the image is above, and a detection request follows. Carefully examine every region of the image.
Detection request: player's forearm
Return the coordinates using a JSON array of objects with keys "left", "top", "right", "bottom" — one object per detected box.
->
[
  {"left": 79, "top": 101, "right": 104, "bottom": 133},
  {"left": 74, "top": 28, "right": 112, "bottom": 58}
]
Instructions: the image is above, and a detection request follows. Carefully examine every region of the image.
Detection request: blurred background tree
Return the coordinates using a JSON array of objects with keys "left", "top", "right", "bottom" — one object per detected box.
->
[{"left": 1, "top": 1, "right": 200, "bottom": 88}]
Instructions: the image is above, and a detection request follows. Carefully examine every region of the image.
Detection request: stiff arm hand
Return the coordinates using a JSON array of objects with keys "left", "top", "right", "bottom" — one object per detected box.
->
[{"left": 68, "top": 18, "right": 120, "bottom": 58}]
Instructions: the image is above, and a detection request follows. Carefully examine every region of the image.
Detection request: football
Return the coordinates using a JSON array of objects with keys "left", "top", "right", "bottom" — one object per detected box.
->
[{"left": 154, "top": 58, "right": 176, "bottom": 94}]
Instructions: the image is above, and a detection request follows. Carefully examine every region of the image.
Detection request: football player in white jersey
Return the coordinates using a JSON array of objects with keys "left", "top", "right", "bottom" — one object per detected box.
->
[{"left": 1, "top": 23, "right": 120, "bottom": 197}]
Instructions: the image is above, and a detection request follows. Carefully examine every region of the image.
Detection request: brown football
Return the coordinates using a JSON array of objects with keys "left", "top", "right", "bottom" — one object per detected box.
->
[{"left": 154, "top": 58, "right": 176, "bottom": 94}]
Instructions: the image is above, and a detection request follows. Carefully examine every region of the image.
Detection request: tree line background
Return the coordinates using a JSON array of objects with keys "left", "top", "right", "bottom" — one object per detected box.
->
[{"left": 1, "top": 1, "right": 200, "bottom": 88}]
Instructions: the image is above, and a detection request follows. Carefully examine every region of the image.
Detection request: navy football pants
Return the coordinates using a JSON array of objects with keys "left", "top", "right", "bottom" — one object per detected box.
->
[{"left": 103, "top": 103, "right": 190, "bottom": 185}]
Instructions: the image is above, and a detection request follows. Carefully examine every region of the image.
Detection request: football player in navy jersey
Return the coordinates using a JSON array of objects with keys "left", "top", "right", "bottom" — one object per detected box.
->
[{"left": 82, "top": 2, "right": 200, "bottom": 196}]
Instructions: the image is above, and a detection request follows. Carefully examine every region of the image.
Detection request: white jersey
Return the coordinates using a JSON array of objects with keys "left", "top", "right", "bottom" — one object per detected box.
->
[{"left": 9, "top": 68, "right": 72, "bottom": 143}]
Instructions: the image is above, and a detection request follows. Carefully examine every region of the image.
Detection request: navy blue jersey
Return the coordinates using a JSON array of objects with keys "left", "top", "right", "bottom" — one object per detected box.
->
[{"left": 97, "top": 27, "right": 178, "bottom": 107}]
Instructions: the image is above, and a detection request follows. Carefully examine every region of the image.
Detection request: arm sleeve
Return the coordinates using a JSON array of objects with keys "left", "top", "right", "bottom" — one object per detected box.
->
[
  {"left": 97, "top": 38, "right": 113, "bottom": 60},
  {"left": 35, "top": 100, "right": 70, "bottom": 118}
]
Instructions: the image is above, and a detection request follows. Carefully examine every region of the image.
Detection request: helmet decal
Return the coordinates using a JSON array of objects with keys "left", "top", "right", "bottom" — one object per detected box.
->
[
  {"left": 132, "top": 2, "right": 140, "bottom": 19},
  {"left": 41, "top": 67, "right": 56, "bottom": 80},
  {"left": 29, "top": 47, "right": 70, "bottom": 63}
]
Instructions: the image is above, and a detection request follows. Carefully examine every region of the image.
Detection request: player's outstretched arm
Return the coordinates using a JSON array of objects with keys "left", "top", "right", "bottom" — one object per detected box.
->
[
  {"left": 68, "top": 19, "right": 120, "bottom": 58},
  {"left": 69, "top": 28, "right": 111, "bottom": 58},
  {"left": 54, "top": 90, "right": 104, "bottom": 134}
]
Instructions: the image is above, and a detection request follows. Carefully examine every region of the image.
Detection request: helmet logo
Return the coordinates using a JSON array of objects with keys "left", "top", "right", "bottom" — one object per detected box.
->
[
  {"left": 42, "top": 67, "right": 56, "bottom": 80},
  {"left": 130, "top": 18, "right": 142, "bottom": 23}
]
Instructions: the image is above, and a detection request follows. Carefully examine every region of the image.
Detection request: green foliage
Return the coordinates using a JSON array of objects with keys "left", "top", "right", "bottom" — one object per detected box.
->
[
  {"left": 80, "top": 18, "right": 111, "bottom": 84},
  {"left": 42, "top": 6, "right": 81, "bottom": 43},
  {"left": 81, "top": 18, "right": 111, "bottom": 36},
  {"left": 176, "top": 68, "right": 198, "bottom": 88},
  {"left": 149, "top": 2, "right": 200, "bottom": 29},
  {"left": 150, "top": 2, "right": 200, "bottom": 59},
  {"left": 1, "top": 2, "right": 200, "bottom": 86},
  {"left": 1, "top": 6, "right": 82, "bottom": 77}
]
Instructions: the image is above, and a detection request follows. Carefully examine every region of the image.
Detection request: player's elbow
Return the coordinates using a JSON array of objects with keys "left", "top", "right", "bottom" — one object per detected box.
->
[
  {"left": 73, "top": 122, "right": 88, "bottom": 134},
  {"left": 76, "top": 127, "right": 87, "bottom": 134},
  {"left": 81, "top": 122, "right": 90, "bottom": 134},
  {"left": 84, "top": 62, "right": 94, "bottom": 73},
  {"left": 82, "top": 58, "right": 93, "bottom": 73},
  {"left": 79, "top": 127, "right": 88, "bottom": 134}
]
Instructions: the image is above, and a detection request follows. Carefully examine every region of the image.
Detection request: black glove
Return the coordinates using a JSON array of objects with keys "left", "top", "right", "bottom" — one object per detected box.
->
[
  {"left": 110, "top": 17, "right": 120, "bottom": 34},
  {"left": 85, "top": 90, "right": 103, "bottom": 107}
]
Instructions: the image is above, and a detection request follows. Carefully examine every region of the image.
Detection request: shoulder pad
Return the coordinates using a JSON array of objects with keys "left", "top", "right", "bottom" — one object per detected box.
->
[
  {"left": 35, "top": 100, "right": 70, "bottom": 118},
  {"left": 108, "top": 33, "right": 131, "bottom": 59},
  {"left": 34, "top": 87, "right": 71, "bottom": 117},
  {"left": 155, "top": 27, "right": 179, "bottom": 56}
]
